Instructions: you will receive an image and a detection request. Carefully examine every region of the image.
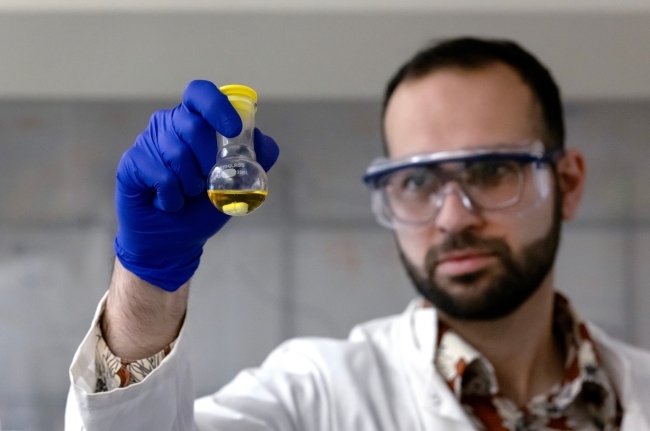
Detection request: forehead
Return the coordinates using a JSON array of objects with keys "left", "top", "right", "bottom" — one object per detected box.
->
[{"left": 383, "top": 63, "right": 543, "bottom": 159}]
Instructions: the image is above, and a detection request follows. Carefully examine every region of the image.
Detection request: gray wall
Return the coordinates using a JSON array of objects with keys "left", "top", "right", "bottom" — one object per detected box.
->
[{"left": 0, "top": 99, "right": 649, "bottom": 430}]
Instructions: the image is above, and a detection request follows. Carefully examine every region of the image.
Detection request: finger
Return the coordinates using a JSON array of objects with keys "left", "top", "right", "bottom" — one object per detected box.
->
[
  {"left": 253, "top": 128, "right": 280, "bottom": 172},
  {"left": 117, "top": 139, "right": 185, "bottom": 212},
  {"left": 182, "top": 80, "right": 242, "bottom": 138},
  {"left": 150, "top": 166, "right": 184, "bottom": 212},
  {"left": 170, "top": 104, "right": 218, "bottom": 176},
  {"left": 157, "top": 131, "right": 205, "bottom": 196}
]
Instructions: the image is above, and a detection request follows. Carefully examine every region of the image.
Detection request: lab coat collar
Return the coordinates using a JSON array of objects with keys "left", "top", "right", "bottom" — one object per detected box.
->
[
  {"left": 399, "top": 298, "right": 475, "bottom": 426},
  {"left": 588, "top": 323, "right": 650, "bottom": 430}
]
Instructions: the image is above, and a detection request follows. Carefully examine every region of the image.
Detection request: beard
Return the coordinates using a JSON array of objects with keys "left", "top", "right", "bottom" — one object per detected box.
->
[{"left": 400, "top": 203, "right": 562, "bottom": 321}]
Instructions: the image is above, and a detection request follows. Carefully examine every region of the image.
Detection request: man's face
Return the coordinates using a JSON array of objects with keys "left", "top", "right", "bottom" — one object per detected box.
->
[{"left": 383, "top": 63, "right": 560, "bottom": 320}]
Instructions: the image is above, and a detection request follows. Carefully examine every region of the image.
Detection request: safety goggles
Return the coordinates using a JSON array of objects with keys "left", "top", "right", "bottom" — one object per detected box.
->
[{"left": 363, "top": 141, "right": 563, "bottom": 230}]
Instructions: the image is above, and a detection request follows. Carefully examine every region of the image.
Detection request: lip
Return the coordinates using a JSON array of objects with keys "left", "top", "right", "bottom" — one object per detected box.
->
[{"left": 436, "top": 250, "right": 496, "bottom": 276}]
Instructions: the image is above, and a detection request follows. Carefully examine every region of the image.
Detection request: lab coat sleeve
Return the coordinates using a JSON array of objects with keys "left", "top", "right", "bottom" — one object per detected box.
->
[
  {"left": 65, "top": 293, "right": 196, "bottom": 431},
  {"left": 65, "top": 294, "right": 333, "bottom": 431}
]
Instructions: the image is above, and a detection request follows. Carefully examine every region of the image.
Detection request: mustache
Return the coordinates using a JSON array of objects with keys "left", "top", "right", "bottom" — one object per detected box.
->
[{"left": 424, "top": 231, "right": 513, "bottom": 272}]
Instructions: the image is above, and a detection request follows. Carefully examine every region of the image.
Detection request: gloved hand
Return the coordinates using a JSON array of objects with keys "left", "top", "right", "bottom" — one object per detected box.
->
[{"left": 114, "top": 80, "right": 279, "bottom": 292}]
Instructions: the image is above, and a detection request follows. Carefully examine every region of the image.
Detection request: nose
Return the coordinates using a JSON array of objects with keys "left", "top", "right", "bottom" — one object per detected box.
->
[{"left": 434, "top": 183, "right": 483, "bottom": 233}]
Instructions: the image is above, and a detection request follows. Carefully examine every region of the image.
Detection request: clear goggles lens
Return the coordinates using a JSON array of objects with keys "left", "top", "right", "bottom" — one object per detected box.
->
[{"left": 363, "top": 143, "right": 561, "bottom": 229}]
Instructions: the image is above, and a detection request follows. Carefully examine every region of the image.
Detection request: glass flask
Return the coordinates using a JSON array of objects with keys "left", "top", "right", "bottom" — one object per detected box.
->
[{"left": 207, "top": 85, "right": 268, "bottom": 216}]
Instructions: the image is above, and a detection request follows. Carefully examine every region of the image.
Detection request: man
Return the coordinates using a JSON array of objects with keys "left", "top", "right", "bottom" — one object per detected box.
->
[{"left": 65, "top": 38, "right": 650, "bottom": 430}]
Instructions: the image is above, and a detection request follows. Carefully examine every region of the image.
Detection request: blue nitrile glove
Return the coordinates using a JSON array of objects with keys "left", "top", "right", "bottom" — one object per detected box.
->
[{"left": 114, "top": 80, "right": 279, "bottom": 292}]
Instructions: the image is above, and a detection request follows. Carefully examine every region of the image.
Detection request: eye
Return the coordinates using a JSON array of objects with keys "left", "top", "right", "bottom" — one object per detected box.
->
[
  {"left": 400, "top": 168, "right": 437, "bottom": 192},
  {"left": 463, "top": 160, "right": 519, "bottom": 187}
]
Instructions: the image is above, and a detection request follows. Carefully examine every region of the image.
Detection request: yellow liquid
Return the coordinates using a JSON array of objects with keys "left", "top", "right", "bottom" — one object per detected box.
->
[{"left": 207, "top": 190, "right": 268, "bottom": 216}]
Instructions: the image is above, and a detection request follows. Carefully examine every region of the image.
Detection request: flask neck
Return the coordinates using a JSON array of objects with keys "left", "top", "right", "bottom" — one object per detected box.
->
[
  {"left": 219, "top": 143, "right": 256, "bottom": 160},
  {"left": 219, "top": 96, "right": 256, "bottom": 160}
]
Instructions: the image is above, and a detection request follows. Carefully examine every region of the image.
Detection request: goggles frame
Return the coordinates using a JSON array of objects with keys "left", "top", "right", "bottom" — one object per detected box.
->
[{"left": 363, "top": 141, "right": 564, "bottom": 229}]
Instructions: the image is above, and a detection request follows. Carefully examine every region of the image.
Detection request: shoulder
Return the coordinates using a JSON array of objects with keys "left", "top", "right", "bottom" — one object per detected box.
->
[
  {"left": 261, "top": 299, "right": 435, "bottom": 386},
  {"left": 607, "top": 337, "right": 650, "bottom": 365},
  {"left": 267, "top": 312, "right": 404, "bottom": 363},
  {"left": 260, "top": 307, "right": 416, "bottom": 379},
  {"left": 588, "top": 323, "right": 650, "bottom": 369},
  {"left": 212, "top": 304, "right": 427, "bottom": 429}
]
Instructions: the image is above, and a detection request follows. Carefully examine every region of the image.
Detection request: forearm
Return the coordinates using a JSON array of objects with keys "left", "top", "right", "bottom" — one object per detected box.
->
[{"left": 102, "top": 258, "right": 189, "bottom": 360}]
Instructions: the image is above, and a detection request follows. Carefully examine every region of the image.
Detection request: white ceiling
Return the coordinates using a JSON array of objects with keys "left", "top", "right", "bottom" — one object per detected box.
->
[
  {"left": 0, "top": 5, "right": 649, "bottom": 100},
  {"left": 2, "top": 0, "right": 650, "bottom": 12}
]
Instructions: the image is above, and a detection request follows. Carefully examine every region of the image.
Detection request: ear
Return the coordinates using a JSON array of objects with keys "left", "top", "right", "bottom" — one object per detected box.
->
[{"left": 555, "top": 149, "right": 586, "bottom": 221}]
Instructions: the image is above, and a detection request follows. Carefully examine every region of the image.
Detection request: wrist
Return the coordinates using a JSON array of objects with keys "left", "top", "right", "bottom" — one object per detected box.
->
[
  {"left": 102, "top": 258, "right": 189, "bottom": 359},
  {"left": 114, "top": 236, "right": 204, "bottom": 292}
]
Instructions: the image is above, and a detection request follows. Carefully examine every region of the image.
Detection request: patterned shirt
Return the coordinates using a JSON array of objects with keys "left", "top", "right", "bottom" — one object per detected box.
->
[
  {"left": 434, "top": 293, "right": 622, "bottom": 431},
  {"left": 94, "top": 324, "right": 174, "bottom": 392}
]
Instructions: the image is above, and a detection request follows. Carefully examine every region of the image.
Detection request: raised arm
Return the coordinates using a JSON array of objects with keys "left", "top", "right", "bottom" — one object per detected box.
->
[
  {"left": 104, "top": 80, "right": 278, "bottom": 359},
  {"left": 66, "top": 80, "right": 279, "bottom": 431}
]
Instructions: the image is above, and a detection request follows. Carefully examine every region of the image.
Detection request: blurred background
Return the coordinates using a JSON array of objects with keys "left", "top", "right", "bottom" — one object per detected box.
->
[{"left": 0, "top": 1, "right": 649, "bottom": 429}]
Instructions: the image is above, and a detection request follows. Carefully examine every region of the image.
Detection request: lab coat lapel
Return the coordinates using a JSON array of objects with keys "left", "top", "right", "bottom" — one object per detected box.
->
[
  {"left": 400, "top": 300, "right": 478, "bottom": 430},
  {"left": 588, "top": 323, "right": 650, "bottom": 431}
]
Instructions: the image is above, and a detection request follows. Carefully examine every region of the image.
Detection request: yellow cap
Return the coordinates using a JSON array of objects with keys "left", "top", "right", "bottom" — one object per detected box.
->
[
  {"left": 219, "top": 84, "right": 258, "bottom": 103},
  {"left": 219, "top": 84, "right": 257, "bottom": 118}
]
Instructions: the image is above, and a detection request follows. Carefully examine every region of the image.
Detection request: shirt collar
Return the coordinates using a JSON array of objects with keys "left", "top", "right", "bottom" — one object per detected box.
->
[{"left": 433, "top": 292, "right": 620, "bottom": 416}]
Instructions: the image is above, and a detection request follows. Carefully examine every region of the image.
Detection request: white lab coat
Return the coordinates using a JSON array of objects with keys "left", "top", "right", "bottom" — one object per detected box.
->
[{"left": 65, "top": 297, "right": 650, "bottom": 431}]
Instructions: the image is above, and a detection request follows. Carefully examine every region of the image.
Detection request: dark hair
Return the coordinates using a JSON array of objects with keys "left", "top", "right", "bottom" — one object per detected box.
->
[{"left": 382, "top": 37, "right": 564, "bottom": 153}]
